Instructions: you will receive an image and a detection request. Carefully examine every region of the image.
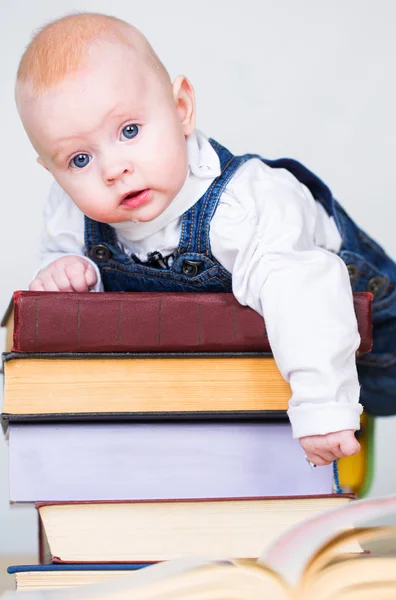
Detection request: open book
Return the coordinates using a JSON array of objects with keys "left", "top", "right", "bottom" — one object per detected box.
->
[{"left": 3, "top": 494, "right": 396, "bottom": 599}]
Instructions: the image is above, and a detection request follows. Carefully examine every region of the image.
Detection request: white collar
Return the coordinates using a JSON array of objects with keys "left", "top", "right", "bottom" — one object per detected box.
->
[
  {"left": 187, "top": 129, "right": 221, "bottom": 178},
  {"left": 112, "top": 130, "right": 221, "bottom": 242}
]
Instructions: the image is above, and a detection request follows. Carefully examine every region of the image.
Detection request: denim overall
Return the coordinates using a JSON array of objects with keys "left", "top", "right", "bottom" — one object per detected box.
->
[{"left": 85, "top": 140, "right": 396, "bottom": 417}]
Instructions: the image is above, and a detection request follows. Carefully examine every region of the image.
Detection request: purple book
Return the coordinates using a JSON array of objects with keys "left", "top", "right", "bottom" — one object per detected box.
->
[{"left": 9, "top": 422, "right": 334, "bottom": 503}]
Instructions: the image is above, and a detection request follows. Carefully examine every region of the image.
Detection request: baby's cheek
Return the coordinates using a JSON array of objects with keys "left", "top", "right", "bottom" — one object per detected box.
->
[
  {"left": 169, "top": 162, "right": 187, "bottom": 194},
  {"left": 147, "top": 149, "right": 184, "bottom": 196},
  {"left": 165, "top": 149, "right": 188, "bottom": 193},
  {"left": 70, "top": 190, "right": 97, "bottom": 215},
  {"left": 77, "top": 189, "right": 113, "bottom": 221},
  {"left": 61, "top": 173, "right": 98, "bottom": 208}
]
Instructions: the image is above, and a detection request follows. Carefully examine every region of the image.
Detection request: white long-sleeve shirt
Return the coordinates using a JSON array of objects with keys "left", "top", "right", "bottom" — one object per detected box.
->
[{"left": 36, "top": 130, "right": 363, "bottom": 438}]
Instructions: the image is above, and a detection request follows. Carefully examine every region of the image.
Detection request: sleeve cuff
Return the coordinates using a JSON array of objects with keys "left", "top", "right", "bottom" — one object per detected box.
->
[{"left": 287, "top": 402, "right": 363, "bottom": 439}]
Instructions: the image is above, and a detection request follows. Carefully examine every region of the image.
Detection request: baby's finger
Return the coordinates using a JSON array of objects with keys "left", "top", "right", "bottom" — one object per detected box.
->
[
  {"left": 36, "top": 271, "right": 60, "bottom": 292},
  {"left": 302, "top": 441, "right": 337, "bottom": 463},
  {"left": 29, "top": 279, "right": 45, "bottom": 291},
  {"left": 305, "top": 452, "right": 333, "bottom": 467},
  {"left": 316, "top": 449, "right": 338, "bottom": 463},
  {"left": 85, "top": 264, "right": 98, "bottom": 288},
  {"left": 340, "top": 436, "right": 360, "bottom": 457},
  {"left": 52, "top": 268, "right": 75, "bottom": 292},
  {"left": 65, "top": 262, "right": 89, "bottom": 292},
  {"left": 329, "top": 444, "right": 346, "bottom": 459}
]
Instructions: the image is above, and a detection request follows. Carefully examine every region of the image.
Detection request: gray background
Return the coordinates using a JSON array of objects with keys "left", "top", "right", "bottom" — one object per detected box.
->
[{"left": 1, "top": 0, "right": 396, "bottom": 556}]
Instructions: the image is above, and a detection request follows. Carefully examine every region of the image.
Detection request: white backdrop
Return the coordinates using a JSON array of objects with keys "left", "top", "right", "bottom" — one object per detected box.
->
[{"left": 1, "top": 0, "right": 396, "bottom": 555}]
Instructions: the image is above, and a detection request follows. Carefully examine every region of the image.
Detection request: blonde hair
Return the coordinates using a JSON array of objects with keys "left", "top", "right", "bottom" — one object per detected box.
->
[{"left": 16, "top": 12, "right": 170, "bottom": 94}]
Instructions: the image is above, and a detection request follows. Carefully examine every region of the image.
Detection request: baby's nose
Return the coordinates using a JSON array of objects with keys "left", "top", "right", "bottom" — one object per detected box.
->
[{"left": 104, "top": 162, "right": 133, "bottom": 184}]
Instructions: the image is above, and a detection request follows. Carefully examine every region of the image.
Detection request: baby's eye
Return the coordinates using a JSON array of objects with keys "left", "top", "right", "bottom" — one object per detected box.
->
[
  {"left": 70, "top": 154, "right": 91, "bottom": 169},
  {"left": 121, "top": 124, "right": 139, "bottom": 140}
]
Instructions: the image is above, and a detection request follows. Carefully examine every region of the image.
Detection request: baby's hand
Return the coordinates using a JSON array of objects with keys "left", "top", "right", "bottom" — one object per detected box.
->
[
  {"left": 299, "top": 429, "right": 360, "bottom": 466},
  {"left": 29, "top": 256, "right": 97, "bottom": 292}
]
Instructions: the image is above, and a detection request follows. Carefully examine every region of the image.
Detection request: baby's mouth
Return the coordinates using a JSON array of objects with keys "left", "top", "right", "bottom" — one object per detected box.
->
[
  {"left": 120, "top": 189, "right": 151, "bottom": 209},
  {"left": 122, "top": 190, "right": 143, "bottom": 201}
]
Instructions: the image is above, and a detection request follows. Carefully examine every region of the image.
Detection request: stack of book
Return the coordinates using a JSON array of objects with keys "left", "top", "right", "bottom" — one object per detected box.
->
[
  {"left": 1, "top": 291, "right": 372, "bottom": 592},
  {"left": 2, "top": 495, "right": 396, "bottom": 600},
  {"left": 5, "top": 493, "right": 396, "bottom": 600}
]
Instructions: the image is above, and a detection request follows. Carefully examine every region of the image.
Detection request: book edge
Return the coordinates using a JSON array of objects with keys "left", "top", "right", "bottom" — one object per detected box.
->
[{"left": 35, "top": 495, "right": 355, "bottom": 508}]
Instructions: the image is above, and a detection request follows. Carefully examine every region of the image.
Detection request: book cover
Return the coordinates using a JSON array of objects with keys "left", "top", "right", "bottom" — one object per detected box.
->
[
  {"left": 3, "top": 291, "right": 373, "bottom": 354},
  {"left": 7, "top": 563, "right": 150, "bottom": 573}
]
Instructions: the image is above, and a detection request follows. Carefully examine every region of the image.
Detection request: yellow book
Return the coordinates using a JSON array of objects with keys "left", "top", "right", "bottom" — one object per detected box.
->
[
  {"left": 2, "top": 353, "right": 290, "bottom": 416},
  {"left": 338, "top": 412, "right": 375, "bottom": 496}
]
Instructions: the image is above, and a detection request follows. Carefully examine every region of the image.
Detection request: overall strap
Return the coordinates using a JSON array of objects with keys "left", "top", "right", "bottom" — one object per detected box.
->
[
  {"left": 177, "top": 140, "right": 252, "bottom": 256},
  {"left": 85, "top": 216, "right": 118, "bottom": 257},
  {"left": 177, "top": 139, "right": 336, "bottom": 259}
]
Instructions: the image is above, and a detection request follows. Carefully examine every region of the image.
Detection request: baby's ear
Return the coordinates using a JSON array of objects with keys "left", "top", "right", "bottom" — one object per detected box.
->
[
  {"left": 172, "top": 76, "right": 196, "bottom": 136},
  {"left": 37, "top": 157, "right": 49, "bottom": 171}
]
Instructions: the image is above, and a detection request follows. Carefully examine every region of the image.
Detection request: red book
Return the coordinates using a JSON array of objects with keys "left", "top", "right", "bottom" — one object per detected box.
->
[{"left": 2, "top": 291, "right": 372, "bottom": 355}]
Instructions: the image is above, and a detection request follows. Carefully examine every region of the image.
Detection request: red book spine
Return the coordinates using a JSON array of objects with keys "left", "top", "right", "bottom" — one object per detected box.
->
[
  {"left": 12, "top": 290, "right": 23, "bottom": 354},
  {"left": 10, "top": 291, "right": 372, "bottom": 355}
]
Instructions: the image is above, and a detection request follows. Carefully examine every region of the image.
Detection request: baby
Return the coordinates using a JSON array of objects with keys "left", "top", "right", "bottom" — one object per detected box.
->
[{"left": 16, "top": 13, "right": 396, "bottom": 466}]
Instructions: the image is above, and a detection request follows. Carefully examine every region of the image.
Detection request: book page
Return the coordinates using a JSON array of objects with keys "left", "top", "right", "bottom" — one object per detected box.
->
[
  {"left": 259, "top": 493, "right": 396, "bottom": 586},
  {"left": 1, "top": 558, "right": 289, "bottom": 600}
]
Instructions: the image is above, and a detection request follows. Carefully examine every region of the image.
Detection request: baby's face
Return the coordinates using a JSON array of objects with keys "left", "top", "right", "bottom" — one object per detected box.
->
[{"left": 20, "top": 43, "right": 193, "bottom": 223}]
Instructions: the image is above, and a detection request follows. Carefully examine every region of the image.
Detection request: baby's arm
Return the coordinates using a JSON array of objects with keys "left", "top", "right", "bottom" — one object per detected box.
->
[
  {"left": 30, "top": 182, "right": 101, "bottom": 292},
  {"left": 210, "top": 160, "right": 363, "bottom": 463}
]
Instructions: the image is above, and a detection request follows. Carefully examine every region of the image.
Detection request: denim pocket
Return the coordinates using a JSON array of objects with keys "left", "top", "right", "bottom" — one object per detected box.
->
[{"left": 335, "top": 202, "right": 396, "bottom": 299}]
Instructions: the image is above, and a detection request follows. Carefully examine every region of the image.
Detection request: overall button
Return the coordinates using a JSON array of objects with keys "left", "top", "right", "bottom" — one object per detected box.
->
[
  {"left": 347, "top": 264, "right": 358, "bottom": 283},
  {"left": 367, "top": 276, "right": 383, "bottom": 296},
  {"left": 182, "top": 260, "right": 203, "bottom": 277},
  {"left": 91, "top": 244, "right": 112, "bottom": 262}
]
